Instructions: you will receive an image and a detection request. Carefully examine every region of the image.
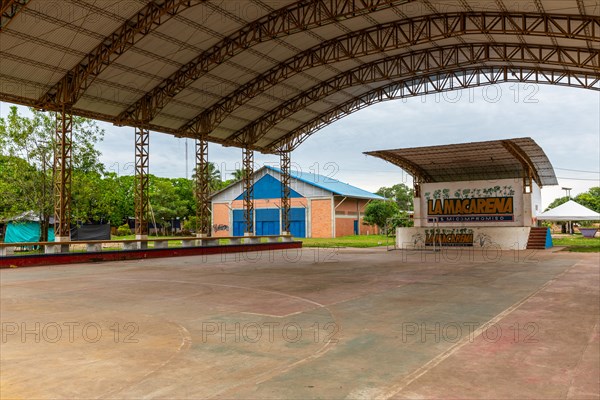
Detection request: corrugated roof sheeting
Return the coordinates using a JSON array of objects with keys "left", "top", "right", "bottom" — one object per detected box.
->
[
  {"left": 365, "top": 138, "right": 558, "bottom": 186},
  {"left": 0, "top": 0, "right": 597, "bottom": 152},
  {"left": 0, "top": 76, "right": 49, "bottom": 101}
]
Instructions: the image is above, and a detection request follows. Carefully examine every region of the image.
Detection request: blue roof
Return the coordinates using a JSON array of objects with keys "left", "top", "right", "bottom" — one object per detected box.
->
[
  {"left": 234, "top": 173, "right": 303, "bottom": 201},
  {"left": 265, "top": 166, "right": 384, "bottom": 200}
]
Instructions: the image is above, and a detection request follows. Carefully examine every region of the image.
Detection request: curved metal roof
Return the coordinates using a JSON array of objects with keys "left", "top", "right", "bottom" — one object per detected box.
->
[
  {"left": 364, "top": 137, "right": 558, "bottom": 187},
  {"left": 0, "top": 1, "right": 599, "bottom": 153}
]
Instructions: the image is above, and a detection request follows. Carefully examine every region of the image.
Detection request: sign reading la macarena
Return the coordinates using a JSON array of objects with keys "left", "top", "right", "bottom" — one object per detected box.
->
[{"left": 427, "top": 197, "right": 514, "bottom": 223}]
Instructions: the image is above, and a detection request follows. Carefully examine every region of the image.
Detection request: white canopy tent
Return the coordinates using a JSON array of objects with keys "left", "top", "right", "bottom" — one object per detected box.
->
[{"left": 537, "top": 200, "right": 600, "bottom": 221}]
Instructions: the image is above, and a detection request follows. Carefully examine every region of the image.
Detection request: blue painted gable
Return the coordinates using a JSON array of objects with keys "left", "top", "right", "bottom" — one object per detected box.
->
[{"left": 235, "top": 173, "right": 303, "bottom": 200}]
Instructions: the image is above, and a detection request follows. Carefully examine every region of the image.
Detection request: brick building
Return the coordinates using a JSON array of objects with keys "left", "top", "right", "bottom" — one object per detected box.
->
[{"left": 210, "top": 166, "right": 383, "bottom": 238}]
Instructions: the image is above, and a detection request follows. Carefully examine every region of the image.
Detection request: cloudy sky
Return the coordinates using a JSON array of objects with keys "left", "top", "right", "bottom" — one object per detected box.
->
[{"left": 1, "top": 82, "right": 598, "bottom": 208}]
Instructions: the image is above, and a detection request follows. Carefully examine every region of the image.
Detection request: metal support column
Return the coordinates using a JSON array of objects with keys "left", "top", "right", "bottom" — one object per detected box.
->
[
  {"left": 195, "top": 137, "right": 211, "bottom": 236},
  {"left": 53, "top": 104, "right": 72, "bottom": 245},
  {"left": 134, "top": 127, "right": 149, "bottom": 244},
  {"left": 280, "top": 150, "right": 291, "bottom": 236},
  {"left": 413, "top": 177, "right": 421, "bottom": 198},
  {"left": 242, "top": 148, "right": 254, "bottom": 235}
]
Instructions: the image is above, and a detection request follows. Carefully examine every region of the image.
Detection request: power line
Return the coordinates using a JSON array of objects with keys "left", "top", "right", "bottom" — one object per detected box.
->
[
  {"left": 556, "top": 177, "right": 600, "bottom": 182},
  {"left": 555, "top": 167, "right": 600, "bottom": 173}
]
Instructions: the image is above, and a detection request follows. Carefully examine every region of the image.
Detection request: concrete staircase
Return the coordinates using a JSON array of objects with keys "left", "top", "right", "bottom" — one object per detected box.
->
[{"left": 526, "top": 227, "right": 549, "bottom": 250}]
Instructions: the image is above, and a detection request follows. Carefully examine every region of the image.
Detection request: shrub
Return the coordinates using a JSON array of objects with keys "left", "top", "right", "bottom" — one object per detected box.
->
[
  {"left": 115, "top": 224, "right": 131, "bottom": 236},
  {"left": 183, "top": 216, "right": 197, "bottom": 231}
]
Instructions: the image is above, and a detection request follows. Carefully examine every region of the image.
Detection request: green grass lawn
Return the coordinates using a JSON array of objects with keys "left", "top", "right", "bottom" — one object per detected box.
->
[
  {"left": 552, "top": 235, "right": 600, "bottom": 252},
  {"left": 116, "top": 234, "right": 393, "bottom": 248},
  {"left": 300, "top": 235, "right": 390, "bottom": 248}
]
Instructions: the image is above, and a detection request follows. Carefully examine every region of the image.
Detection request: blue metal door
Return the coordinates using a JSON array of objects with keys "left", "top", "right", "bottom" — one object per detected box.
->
[
  {"left": 232, "top": 209, "right": 251, "bottom": 236},
  {"left": 289, "top": 208, "right": 306, "bottom": 238},
  {"left": 353, "top": 220, "right": 359, "bottom": 235},
  {"left": 256, "top": 209, "right": 280, "bottom": 236}
]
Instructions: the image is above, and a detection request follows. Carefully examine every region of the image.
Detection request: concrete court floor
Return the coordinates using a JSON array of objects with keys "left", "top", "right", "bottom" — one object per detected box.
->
[{"left": 0, "top": 246, "right": 598, "bottom": 399}]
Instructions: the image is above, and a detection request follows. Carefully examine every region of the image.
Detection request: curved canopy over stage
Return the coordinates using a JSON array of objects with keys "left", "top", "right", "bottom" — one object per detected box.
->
[{"left": 364, "top": 137, "right": 558, "bottom": 187}]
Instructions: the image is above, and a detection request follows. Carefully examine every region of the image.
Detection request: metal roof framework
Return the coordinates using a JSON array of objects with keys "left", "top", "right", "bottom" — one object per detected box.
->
[
  {"left": 0, "top": 0, "right": 599, "bottom": 153},
  {"left": 364, "top": 137, "right": 559, "bottom": 187}
]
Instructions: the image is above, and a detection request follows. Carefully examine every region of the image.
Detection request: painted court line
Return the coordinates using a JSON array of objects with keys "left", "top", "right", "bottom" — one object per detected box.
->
[{"left": 375, "top": 261, "right": 580, "bottom": 400}]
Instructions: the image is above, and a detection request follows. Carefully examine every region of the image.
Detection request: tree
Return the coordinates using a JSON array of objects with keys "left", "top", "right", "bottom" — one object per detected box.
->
[
  {"left": 545, "top": 188, "right": 600, "bottom": 213},
  {"left": 0, "top": 107, "right": 104, "bottom": 240},
  {"left": 376, "top": 183, "right": 414, "bottom": 211},
  {"left": 575, "top": 187, "right": 600, "bottom": 213},
  {"left": 0, "top": 155, "right": 42, "bottom": 221},
  {"left": 545, "top": 196, "right": 570, "bottom": 212},
  {"left": 71, "top": 171, "right": 107, "bottom": 223},
  {"left": 193, "top": 162, "right": 224, "bottom": 192},
  {"left": 101, "top": 174, "right": 134, "bottom": 226},
  {"left": 363, "top": 200, "right": 400, "bottom": 235},
  {"left": 232, "top": 168, "right": 245, "bottom": 181},
  {"left": 149, "top": 176, "right": 190, "bottom": 234}
]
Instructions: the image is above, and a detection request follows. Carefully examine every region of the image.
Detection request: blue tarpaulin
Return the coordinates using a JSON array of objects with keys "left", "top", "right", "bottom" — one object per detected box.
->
[{"left": 4, "top": 222, "right": 55, "bottom": 243}]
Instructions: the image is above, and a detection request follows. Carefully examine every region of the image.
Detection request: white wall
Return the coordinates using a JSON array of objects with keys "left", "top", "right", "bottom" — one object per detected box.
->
[
  {"left": 416, "top": 178, "right": 526, "bottom": 227},
  {"left": 531, "top": 181, "right": 542, "bottom": 218},
  {"left": 396, "top": 227, "right": 532, "bottom": 250}
]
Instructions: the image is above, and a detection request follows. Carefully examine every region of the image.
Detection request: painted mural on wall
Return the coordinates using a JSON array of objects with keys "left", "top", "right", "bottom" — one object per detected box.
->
[
  {"left": 213, "top": 224, "right": 229, "bottom": 232},
  {"left": 424, "top": 185, "right": 516, "bottom": 223},
  {"left": 412, "top": 228, "right": 475, "bottom": 247}
]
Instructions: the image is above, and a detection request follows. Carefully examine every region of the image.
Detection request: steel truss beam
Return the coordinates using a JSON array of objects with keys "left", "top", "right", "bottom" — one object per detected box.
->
[
  {"left": 227, "top": 42, "right": 600, "bottom": 145},
  {"left": 195, "top": 138, "right": 210, "bottom": 236},
  {"left": 38, "top": 0, "right": 197, "bottom": 108},
  {"left": 280, "top": 150, "right": 291, "bottom": 235},
  {"left": 135, "top": 128, "right": 150, "bottom": 236},
  {"left": 243, "top": 148, "right": 254, "bottom": 235},
  {"left": 268, "top": 67, "right": 600, "bottom": 152},
  {"left": 501, "top": 140, "right": 543, "bottom": 188},
  {"left": 53, "top": 105, "right": 73, "bottom": 239},
  {"left": 182, "top": 12, "right": 600, "bottom": 136},
  {"left": 117, "top": 0, "right": 412, "bottom": 124},
  {"left": 0, "top": 0, "right": 28, "bottom": 31}
]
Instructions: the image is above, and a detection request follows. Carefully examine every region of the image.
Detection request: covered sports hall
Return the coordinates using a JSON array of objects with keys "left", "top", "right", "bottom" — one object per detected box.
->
[{"left": 1, "top": 1, "right": 599, "bottom": 398}]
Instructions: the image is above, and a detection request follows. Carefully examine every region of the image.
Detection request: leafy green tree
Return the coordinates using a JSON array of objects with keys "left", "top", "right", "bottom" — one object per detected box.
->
[
  {"left": 72, "top": 171, "right": 107, "bottom": 223},
  {"left": 545, "top": 196, "right": 570, "bottom": 212},
  {"left": 149, "top": 177, "right": 190, "bottom": 234},
  {"left": 376, "top": 183, "right": 414, "bottom": 211},
  {"left": 363, "top": 200, "right": 400, "bottom": 235},
  {"left": 193, "top": 162, "right": 224, "bottom": 192},
  {"left": 575, "top": 187, "right": 600, "bottom": 213},
  {"left": 545, "top": 188, "right": 600, "bottom": 213},
  {"left": 102, "top": 174, "right": 135, "bottom": 226},
  {"left": 0, "top": 106, "right": 104, "bottom": 239},
  {"left": 171, "top": 177, "right": 195, "bottom": 217},
  {"left": 232, "top": 168, "right": 246, "bottom": 181}
]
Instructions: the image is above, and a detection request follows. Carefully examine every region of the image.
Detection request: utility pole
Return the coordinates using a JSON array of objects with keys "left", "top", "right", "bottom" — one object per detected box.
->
[{"left": 561, "top": 187, "right": 573, "bottom": 234}]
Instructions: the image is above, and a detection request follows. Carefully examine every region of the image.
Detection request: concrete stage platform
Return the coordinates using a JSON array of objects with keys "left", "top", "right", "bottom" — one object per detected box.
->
[{"left": 1, "top": 247, "right": 598, "bottom": 399}]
